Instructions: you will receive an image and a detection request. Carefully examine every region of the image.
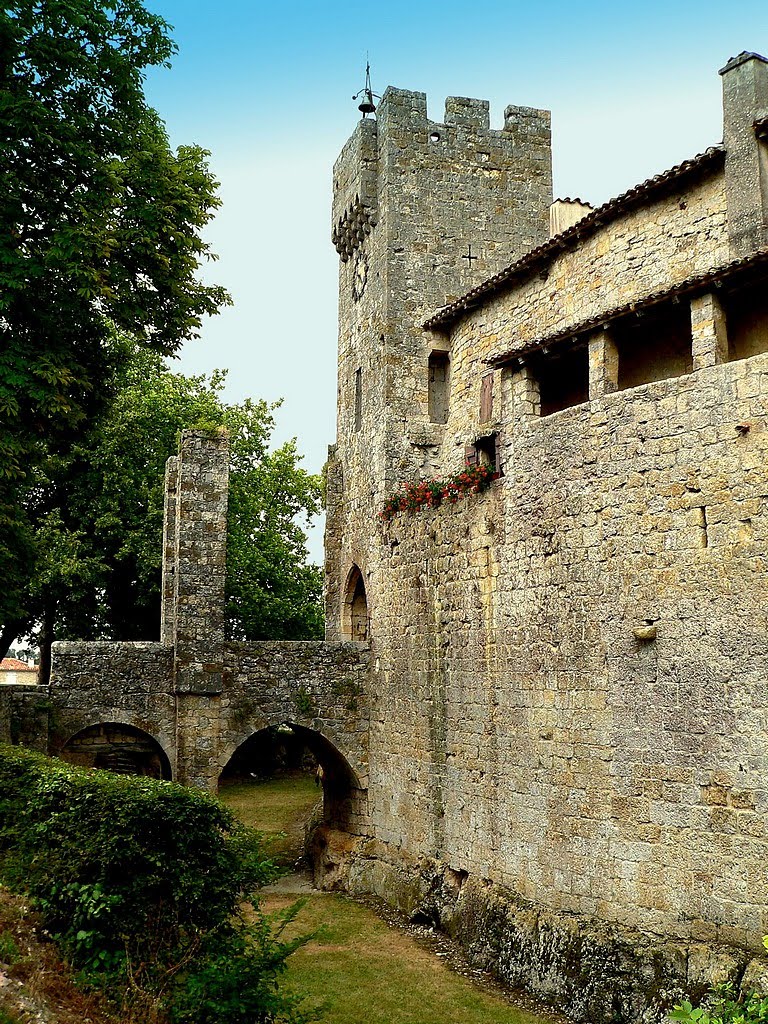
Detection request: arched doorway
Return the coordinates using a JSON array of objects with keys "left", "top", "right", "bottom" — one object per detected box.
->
[
  {"left": 219, "top": 723, "right": 316, "bottom": 783},
  {"left": 218, "top": 723, "right": 364, "bottom": 867},
  {"left": 342, "top": 565, "right": 369, "bottom": 641},
  {"left": 59, "top": 722, "right": 172, "bottom": 780}
]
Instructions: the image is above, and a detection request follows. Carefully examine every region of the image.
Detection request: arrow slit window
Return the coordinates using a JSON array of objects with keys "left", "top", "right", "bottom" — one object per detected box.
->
[{"left": 354, "top": 368, "right": 362, "bottom": 431}]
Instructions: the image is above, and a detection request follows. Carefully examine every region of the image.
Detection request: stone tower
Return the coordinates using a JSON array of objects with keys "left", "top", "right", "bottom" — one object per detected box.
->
[{"left": 325, "top": 87, "right": 553, "bottom": 638}]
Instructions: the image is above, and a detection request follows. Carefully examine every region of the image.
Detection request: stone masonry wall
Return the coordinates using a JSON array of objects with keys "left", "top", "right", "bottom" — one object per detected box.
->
[
  {"left": 41, "top": 638, "right": 370, "bottom": 799},
  {"left": 31, "top": 429, "right": 372, "bottom": 807},
  {"left": 327, "top": 87, "right": 553, "bottom": 635},
  {"left": 441, "top": 168, "right": 727, "bottom": 444},
  {"left": 47, "top": 642, "right": 177, "bottom": 763},
  {"left": 221, "top": 640, "right": 370, "bottom": 831},
  {"left": 0, "top": 684, "right": 49, "bottom": 751},
  {"left": 365, "top": 347, "right": 768, "bottom": 949},
  {"left": 221, "top": 641, "right": 369, "bottom": 786},
  {"left": 324, "top": 55, "right": 768, "bottom": 1021}
]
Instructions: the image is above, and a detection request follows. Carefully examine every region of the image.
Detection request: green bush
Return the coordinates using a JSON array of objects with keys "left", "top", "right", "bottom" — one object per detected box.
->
[
  {"left": 670, "top": 964, "right": 768, "bottom": 1024},
  {"left": 0, "top": 745, "right": 315, "bottom": 1022}
]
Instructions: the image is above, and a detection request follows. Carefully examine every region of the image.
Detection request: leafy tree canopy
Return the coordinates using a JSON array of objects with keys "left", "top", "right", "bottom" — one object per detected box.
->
[
  {"left": 15, "top": 345, "right": 324, "bottom": 675},
  {"left": 0, "top": 0, "right": 230, "bottom": 632}
]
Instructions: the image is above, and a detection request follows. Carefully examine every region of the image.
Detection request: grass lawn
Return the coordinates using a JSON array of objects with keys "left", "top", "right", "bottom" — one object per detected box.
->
[
  {"left": 221, "top": 773, "right": 565, "bottom": 1024},
  {"left": 219, "top": 772, "right": 320, "bottom": 865},
  {"left": 263, "top": 890, "right": 562, "bottom": 1024}
]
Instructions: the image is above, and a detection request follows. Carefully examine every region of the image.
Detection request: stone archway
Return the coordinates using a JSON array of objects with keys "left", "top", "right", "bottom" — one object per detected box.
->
[
  {"left": 218, "top": 721, "right": 368, "bottom": 887},
  {"left": 218, "top": 722, "right": 364, "bottom": 833},
  {"left": 342, "top": 564, "right": 369, "bottom": 641},
  {"left": 59, "top": 722, "right": 172, "bottom": 780},
  {"left": 219, "top": 723, "right": 311, "bottom": 782}
]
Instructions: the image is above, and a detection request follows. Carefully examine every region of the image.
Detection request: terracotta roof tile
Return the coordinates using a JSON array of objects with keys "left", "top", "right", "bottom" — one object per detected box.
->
[
  {"left": 0, "top": 658, "right": 35, "bottom": 671},
  {"left": 486, "top": 247, "right": 768, "bottom": 367}
]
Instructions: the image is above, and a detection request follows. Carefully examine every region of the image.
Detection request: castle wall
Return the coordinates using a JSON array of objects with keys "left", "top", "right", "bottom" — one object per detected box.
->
[
  {"left": 450, "top": 169, "right": 726, "bottom": 381},
  {"left": 366, "top": 348, "right": 768, "bottom": 951},
  {"left": 327, "top": 88, "right": 553, "bottom": 636},
  {"left": 31, "top": 429, "right": 371, "bottom": 809},
  {"left": 325, "top": 53, "right": 768, "bottom": 1020}
]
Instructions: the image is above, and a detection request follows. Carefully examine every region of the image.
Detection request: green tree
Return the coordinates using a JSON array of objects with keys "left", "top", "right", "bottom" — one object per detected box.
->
[
  {"left": 227, "top": 406, "right": 325, "bottom": 643},
  {"left": 14, "top": 346, "right": 323, "bottom": 677},
  {"left": 0, "top": 0, "right": 230, "bottom": 641}
]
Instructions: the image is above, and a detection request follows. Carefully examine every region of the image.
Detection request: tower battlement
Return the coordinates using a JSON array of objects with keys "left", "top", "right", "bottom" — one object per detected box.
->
[{"left": 332, "top": 89, "right": 551, "bottom": 263}]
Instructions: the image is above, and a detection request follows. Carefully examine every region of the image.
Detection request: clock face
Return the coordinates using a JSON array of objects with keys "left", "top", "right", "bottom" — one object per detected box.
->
[{"left": 352, "top": 253, "right": 368, "bottom": 301}]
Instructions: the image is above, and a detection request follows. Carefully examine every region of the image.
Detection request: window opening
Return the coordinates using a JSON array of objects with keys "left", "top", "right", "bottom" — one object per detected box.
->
[
  {"left": 466, "top": 432, "right": 500, "bottom": 474},
  {"left": 614, "top": 304, "right": 692, "bottom": 390},
  {"left": 342, "top": 565, "right": 369, "bottom": 641},
  {"left": 534, "top": 346, "right": 589, "bottom": 416},
  {"left": 724, "top": 279, "right": 768, "bottom": 361},
  {"left": 428, "top": 351, "right": 450, "bottom": 424},
  {"left": 354, "top": 367, "right": 362, "bottom": 431}
]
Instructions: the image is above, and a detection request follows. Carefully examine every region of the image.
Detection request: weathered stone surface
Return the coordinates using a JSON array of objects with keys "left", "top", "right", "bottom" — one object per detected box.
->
[
  {"left": 5, "top": 53, "right": 768, "bottom": 1024},
  {"left": 741, "top": 954, "right": 768, "bottom": 997},
  {"left": 2, "top": 431, "right": 370, "bottom": 821},
  {"left": 0, "top": 685, "right": 49, "bottom": 751},
  {"left": 324, "top": 57, "right": 768, "bottom": 1022}
]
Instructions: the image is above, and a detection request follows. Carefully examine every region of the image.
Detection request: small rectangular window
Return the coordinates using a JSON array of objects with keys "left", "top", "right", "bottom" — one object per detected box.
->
[
  {"left": 354, "top": 368, "right": 362, "bottom": 431},
  {"left": 428, "top": 351, "right": 450, "bottom": 424},
  {"left": 465, "top": 433, "right": 500, "bottom": 474}
]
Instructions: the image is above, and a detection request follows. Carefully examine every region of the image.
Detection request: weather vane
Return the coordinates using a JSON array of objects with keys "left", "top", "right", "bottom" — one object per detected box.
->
[{"left": 352, "top": 61, "right": 380, "bottom": 118}]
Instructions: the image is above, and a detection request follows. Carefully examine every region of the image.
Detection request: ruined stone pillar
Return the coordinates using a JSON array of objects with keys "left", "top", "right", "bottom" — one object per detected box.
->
[
  {"left": 720, "top": 51, "right": 768, "bottom": 255},
  {"left": 160, "top": 455, "right": 179, "bottom": 645},
  {"left": 588, "top": 329, "right": 619, "bottom": 399},
  {"left": 166, "top": 429, "right": 229, "bottom": 791},
  {"left": 169, "top": 429, "right": 229, "bottom": 691},
  {"left": 691, "top": 292, "right": 729, "bottom": 370}
]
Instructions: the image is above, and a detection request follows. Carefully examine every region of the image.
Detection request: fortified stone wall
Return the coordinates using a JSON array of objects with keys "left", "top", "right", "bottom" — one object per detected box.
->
[
  {"left": 221, "top": 640, "right": 370, "bottom": 831},
  {"left": 327, "top": 86, "right": 553, "bottom": 635},
  {"left": 365, "top": 350, "right": 768, "bottom": 945},
  {"left": 324, "top": 52, "right": 768, "bottom": 1022}
]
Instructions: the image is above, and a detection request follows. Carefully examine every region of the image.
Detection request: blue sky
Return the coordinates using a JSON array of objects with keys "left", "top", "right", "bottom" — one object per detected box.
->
[{"left": 141, "top": 1, "right": 767, "bottom": 559}]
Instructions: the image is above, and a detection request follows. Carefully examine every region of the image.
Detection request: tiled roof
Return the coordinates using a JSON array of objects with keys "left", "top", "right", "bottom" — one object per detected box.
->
[
  {"left": 424, "top": 145, "right": 726, "bottom": 331},
  {"left": 0, "top": 658, "right": 35, "bottom": 671},
  {"left": 486, "top": 248, "right": 768, "bottom": 367}
]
